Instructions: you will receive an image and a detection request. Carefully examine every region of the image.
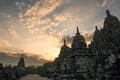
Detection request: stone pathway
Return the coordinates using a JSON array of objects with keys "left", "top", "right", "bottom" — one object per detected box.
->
[{"left": 19, "top": 74, "right": 52, "bottom": 80}]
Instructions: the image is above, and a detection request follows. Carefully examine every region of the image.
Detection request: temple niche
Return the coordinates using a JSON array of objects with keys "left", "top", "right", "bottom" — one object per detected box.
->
[{"left": 48, "top": 10, "right": 120, "bottom": 80}]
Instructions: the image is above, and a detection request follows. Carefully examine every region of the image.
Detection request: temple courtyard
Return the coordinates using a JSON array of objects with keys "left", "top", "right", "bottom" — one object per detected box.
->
[{"left": 19, "top": 74, "right": 52, "bottom": 80}]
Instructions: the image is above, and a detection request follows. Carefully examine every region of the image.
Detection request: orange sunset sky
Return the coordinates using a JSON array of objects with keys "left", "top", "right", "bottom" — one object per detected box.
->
[{"left": 0, "top": 0, "right": 120, "bottom": 61}]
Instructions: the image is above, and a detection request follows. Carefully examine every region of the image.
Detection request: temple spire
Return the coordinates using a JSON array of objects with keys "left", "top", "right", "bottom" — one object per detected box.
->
[
  {"left": 17, "top": 54, "right": 25, "bottom": 68},
  {"left": 95, "top": 26, "right": 98, "bottom": 30},
  {"left": 106, "top": 10, "right": 111, "bottom": 17},
  {"left": 76, "top": 26, "right": 80, "bottom": 35},
  {"left": 64, "top": 39, "right": 66, "bottom": 46},
  {"left": 21, "top": 54, "right": 23, "bottom": 58}
]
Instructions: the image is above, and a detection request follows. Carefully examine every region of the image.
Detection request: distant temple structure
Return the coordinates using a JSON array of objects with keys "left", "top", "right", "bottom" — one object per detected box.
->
[
  {"left": 48, "top": 10, "right": 120, "bottom": 80},
  {"left": 17, "top": 54, "right": 26, "bottom": 76},
  {"left": 0, "top": 55, "right": 26, "bottom": 80},
  {"left": 17, "top": 55, "right": 25, "bottom": 70}
]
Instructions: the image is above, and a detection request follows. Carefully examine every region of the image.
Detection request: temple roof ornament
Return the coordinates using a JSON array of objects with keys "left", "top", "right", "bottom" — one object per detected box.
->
[
  {"left": 76, "top": 26, "right": 80, "bottom": 35},
  {"left": 72, "top": 26, "right": 87, "bottom": 50},
  {"left": 64, "top": 39, "right": 66, "bottom": 46},
  {"left": 17, "top": 54, "right": 25, "bottom": 68},
  {"left": 106, "top": 10, "right": 111, "bottom": 17},
  {"left": 95, "top": 26, "right": 98, "bottom": 31}
]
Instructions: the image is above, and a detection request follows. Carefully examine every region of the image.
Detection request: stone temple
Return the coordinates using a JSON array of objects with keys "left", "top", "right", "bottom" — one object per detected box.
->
[
  {"left": 17, "top": 54, "right": 26, "bottom": 76},
  {"left": 48, "top": 10, "right": 120, "bottom": 80},
  {"left": 0, "top": 55, "right": 26, "bottom": 80},
  {"left": 17, "top": 54, "right": 25, "bottom": 70}
]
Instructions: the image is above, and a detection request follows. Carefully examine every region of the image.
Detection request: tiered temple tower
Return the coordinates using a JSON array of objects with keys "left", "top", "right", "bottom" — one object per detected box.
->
[
  {"left": 72, "top": 27, "right": 87, "bottom": 51},
  {"left": 89, "top": 10, "right": 120, "bottom": 80},
  {"left": 71, "top": 27, "right": 94, "bottom": 79},
  {"left": 59, "top": 39, "right": 71, "bottom": 59},
  {"left": 17, "top": 55, "right": 25, "bottom": 69},
  {"left": 51, "top": 39, "right": 71, "bottom": 80},
  {"left": 53, "top": 27, "right": 94, "bottom": 80},
  {"left": 17, "top": 55, "right": 26, "bottom": 76}
]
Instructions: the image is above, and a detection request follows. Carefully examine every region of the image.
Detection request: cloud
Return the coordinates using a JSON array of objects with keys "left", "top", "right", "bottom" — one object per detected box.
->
[
  {"left": 0, "top": 37, "right": 23, "bottom": 55},
  {"left": 17, "top": 0, "right": 96, "bottom": 40},
  {"left": 0, "top": 37, "right": 52, "bottom": 61},
  {"left": 1, "top": 0, "right": 119, "bottom": 62},
  {"left": 97, "top": 0, "right": 115, "bottom": 7},
  {"left": 1, "top": 48, "right": 24, "bottom": 55},
  {"left": 16, "top": 1, "right": 26, "bottom": 10},
  {"left": 17, "top": 0, "right": 67, "bottom": 38},
  {"left": 0, "top": 38, "right": 11, "bottom": 48},
  {"left": 0, "top": 38, "right": 17, "bottom": 55},
  {"left": 0, "top": 39, "right": 52, "bottom": 62},
  {"left": 18, "top": 0, "right": 63, "bottom": 28},
  {"left": 2, "top": 0, "right": 98, "bottom": 61},
  {"left": 19, "top": 35, "right": 61, "bottom": 61},
  {"left": 17, "top": 0, "right": 85, "bottom": 36},
  {"left": 0, "top": 52, "right": 48, "bottom": 66},
  {"left": 59, "top": 35, "right": 74, "bottom": 47},
  {"left": 101, "top": 0, "right": 108, "bottom": 7},
  {"left": 8, "top": 26, "right": 21, "bottom": 39},
  {"left": 83, "top": 31, "right": 93, "bottom": 45},
  {"left": 17, "top": 0, "right": 95, "bottom": 55},
  {"left": 54, "top": 9, "right": 72, "bottom": 22}
]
